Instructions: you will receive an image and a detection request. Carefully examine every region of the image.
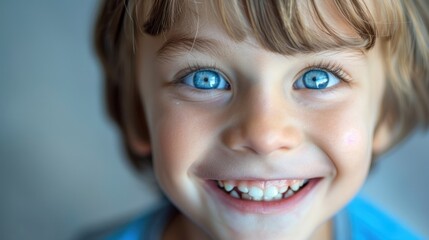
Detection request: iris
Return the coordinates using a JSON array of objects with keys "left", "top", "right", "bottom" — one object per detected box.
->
[
  {"left": 303, "top": 70, "right": 329, "bottom": 89},
  {"left": 294, "top": 69, "right": 340, "bottom": 90},
  {"left": 183, "top": 70, "right": 230, "bottom": 90},
  {"left": 194, "top": 70, "right": 221, "bottom": 89}
]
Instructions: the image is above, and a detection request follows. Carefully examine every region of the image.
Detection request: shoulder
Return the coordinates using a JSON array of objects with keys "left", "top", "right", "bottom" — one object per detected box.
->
[
  {"left": 78, "top": 201, "right": 176, "bottom": 240},
  {"left": 345, "top": 196, "right": 422, "bottom": 240},
  {"left": 108, "top": 202, "right": 175, "bottom": 240}
]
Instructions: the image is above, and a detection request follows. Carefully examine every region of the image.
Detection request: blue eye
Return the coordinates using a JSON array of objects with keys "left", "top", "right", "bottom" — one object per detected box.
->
[
  {"left": 294, "top": 69, "right": 340, "bottom": 90},
  {"left": 182, "top": 70, "right": 230, "bottom": 90}
]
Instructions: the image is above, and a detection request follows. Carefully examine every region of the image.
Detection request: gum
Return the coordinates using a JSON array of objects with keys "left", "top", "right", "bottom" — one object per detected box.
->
[{"left": 221, "top": 179, "right": 303, "bottom": 190}]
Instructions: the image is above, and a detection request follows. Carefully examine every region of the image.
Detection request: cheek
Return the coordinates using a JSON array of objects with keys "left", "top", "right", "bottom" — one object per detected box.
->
[
  {"left": 149, "top": 105, "right": 202, "bottom": 208},
  {"left": 307, "top": 102, "right": 374, "bottom": 177},
  {"left": 304, "top": 102, "right": 375, "bottom": 215},
  {"left": 345, "top": 129, "right": 360, "bottom": 145},
  {"left": 151, "top": 106, "right": 198, "bottom": 179},
  {"left": 337, "top": 128, "right": 372, "bottom": 172},
  {"left": 149, "top": 102, "right": 219, "bottom": 193}
]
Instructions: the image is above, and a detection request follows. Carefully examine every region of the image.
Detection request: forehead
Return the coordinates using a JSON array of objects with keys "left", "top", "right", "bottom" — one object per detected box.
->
[{"left": 141, "top": 0, "right": 378, "bottom": 55}]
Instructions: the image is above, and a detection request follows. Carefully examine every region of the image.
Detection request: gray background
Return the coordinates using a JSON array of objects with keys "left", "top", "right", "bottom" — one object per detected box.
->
[{"left": 0, "top": 0, "right": 428, "bottom": 239}]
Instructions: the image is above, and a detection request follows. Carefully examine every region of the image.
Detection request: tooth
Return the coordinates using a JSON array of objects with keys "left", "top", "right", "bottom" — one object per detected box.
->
[
  {"left": 242, "top": 193, "right": 252, "bottom": 200},
  {"left": 224, "top": 183, "right": 234, "bottom": 192},
  {"left": 237, "top": 183, "right": 249, "bottom": 193},
  {"left": 279, "top": 186, "right": 288, "bottom": 193},
  {"left": 217, "top": 180, "right": 224, "bottom": 187},
  {"left": 273, "top": 193, "right": 283, "bottom": 200},
  {"left": 248, "top": 186, "right": 264, "bottom": 199},
  {"left": 230, "top": 190, "right": 240, "bottom": 199},
  {"left": 264, "top": 186, "right": 279, "bottom": 200},
  {"left": 284, "top": 189, "right": 294, "bottom": 198},
  {"left": 299, "top": 180, "right": 305, "bottom": 187},
  {"left": 264, "top": 196, "right": 273, "bottom": 201},
  {"left": 291, "top": 182, "right": 300, "bottom": 191}
]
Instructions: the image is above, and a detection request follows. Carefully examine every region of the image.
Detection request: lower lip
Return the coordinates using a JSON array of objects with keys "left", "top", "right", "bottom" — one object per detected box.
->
[{"left": 205, "top": 178, "right": 321, "bottom": 215}]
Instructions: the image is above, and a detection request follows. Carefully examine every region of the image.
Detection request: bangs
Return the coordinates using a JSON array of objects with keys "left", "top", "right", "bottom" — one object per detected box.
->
[{"left": 137, "top": 0, "right": 400, "bottom": 55}]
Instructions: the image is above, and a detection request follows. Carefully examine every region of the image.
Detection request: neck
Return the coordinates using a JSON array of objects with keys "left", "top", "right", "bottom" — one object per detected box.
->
[{"left": 309, "top": 219, "right": 332, "bottom": 240}]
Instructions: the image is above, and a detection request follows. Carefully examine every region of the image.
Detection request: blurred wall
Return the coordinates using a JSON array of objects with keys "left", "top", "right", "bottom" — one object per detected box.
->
[
  {"left": 0, "top": 1, "right": 158, "bottom": 239},
  {"left": 0, "top": 1, "right": 428, "bottom": 239}
]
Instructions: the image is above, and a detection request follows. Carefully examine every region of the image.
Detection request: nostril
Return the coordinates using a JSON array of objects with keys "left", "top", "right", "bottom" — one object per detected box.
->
[
  {"left": 245, "top": 131, "right": 300, "bottom": 155},
  {"left": 221, "top": 123, "right": 303, "bottom": 155},
  {"left": 221, "top": 128, "right": 246, "bottom": 151}
]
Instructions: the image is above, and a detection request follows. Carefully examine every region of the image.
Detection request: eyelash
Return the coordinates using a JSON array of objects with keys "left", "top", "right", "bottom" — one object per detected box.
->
[
  {"left": 302, "top": 61, "right": 351, "bottom": 82},
  {"left": 174, "top": 61, "right": 351, "bottom": 85},
  {"left": 175, "top": 63, "right": 221, "bottom": 83}
]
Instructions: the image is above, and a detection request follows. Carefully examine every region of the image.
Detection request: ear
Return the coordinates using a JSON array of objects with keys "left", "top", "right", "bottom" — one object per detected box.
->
[
  {"left": 126, "top": 122, "right": 151, "bottom": 157},
  {"left": 123, "top": 80, "right": 152, "bottom": 158},
  {"left": 372, "top": 118, "right": 393, "bottom": 156}
]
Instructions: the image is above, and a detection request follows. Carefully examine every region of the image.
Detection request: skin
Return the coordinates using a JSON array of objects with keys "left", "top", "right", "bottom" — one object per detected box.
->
[{"left": 130, "top": 1, "right": 390, "bottom": 239}]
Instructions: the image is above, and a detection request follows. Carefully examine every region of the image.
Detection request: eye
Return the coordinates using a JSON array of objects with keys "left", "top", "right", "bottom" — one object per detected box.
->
[
  {"left": 294, "top": 69, "right": 340, "bottom": 90},
  {"left": 182, "top": 70, "right": 230, "bottom": 90}
]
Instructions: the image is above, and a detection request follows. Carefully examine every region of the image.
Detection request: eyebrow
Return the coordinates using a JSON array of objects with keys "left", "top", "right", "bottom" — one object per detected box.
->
[{"left": 156, "top": 36, "right": 223, "bottom": 61}]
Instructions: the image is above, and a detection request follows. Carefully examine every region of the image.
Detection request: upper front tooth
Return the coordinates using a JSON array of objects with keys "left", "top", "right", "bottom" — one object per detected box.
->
[
  {"left": 291, "top": 182, "right": 300, "bottom": 191},
  {"left": 248, "top": 186, "right": 264, "bottom": 199},
  {"left": 264, "top": 186, "right": 279, "bottom": 200},
  {"left": 238, "top": 183, "right": 249, "bottom": 193},
  {"left": 217, "top": 180, "right": 224, "bottom": 187},
  {"left": 224, "top": 183, "right": 234, "bottom": 192},
  {"left": 273, "top": 193, "right": 283, "bottom": 200},
  {"left": 279, "top": 185, "right": 288, "bottom": 193}
]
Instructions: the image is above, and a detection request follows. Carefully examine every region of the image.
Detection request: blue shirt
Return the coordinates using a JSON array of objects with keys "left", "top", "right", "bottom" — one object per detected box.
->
[
  {"left": 103, "top": 196, "right": 422, "bottom": 240},
  {"left": 334, "top": 197, "right": 423, "bottom": 240}
]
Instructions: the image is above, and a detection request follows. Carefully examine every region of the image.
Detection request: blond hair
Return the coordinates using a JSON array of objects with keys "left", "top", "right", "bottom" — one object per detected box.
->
[{"left": 94, "top": 0, "right": 429, "bottom": 169}]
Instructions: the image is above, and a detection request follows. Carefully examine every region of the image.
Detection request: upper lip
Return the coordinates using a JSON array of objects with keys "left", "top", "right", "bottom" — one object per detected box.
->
[
  {"left": 191, "top": 143, "right": 335, "bottom": 181},
  {"left": 191, "top": 145, "right": 334, "bottom": 181},
  {"left": 211, "top": 177, "right": 315, "bottom": 182},
  {"left": 192, "top": 158, "right": 332, "bottom": 181}
]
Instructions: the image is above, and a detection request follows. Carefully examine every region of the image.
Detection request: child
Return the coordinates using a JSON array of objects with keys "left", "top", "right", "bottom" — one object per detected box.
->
[{"left": 93, "top": 0, "right": 429, "bottom": 239}]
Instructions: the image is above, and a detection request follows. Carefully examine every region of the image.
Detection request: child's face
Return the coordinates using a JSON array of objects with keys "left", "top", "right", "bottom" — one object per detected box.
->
[{"left": 136, "top": 2, "right": 386, "bottom": 239}]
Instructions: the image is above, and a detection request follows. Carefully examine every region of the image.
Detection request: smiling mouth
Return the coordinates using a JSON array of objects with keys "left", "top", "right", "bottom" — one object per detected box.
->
[{"left": 216, "top": 179, "right": 310, "bottom": 201}]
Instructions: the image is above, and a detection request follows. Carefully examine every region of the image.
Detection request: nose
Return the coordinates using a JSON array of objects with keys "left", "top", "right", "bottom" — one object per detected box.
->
[{"left": 221, "top": 87, "right": 303, "bottom": 156}]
